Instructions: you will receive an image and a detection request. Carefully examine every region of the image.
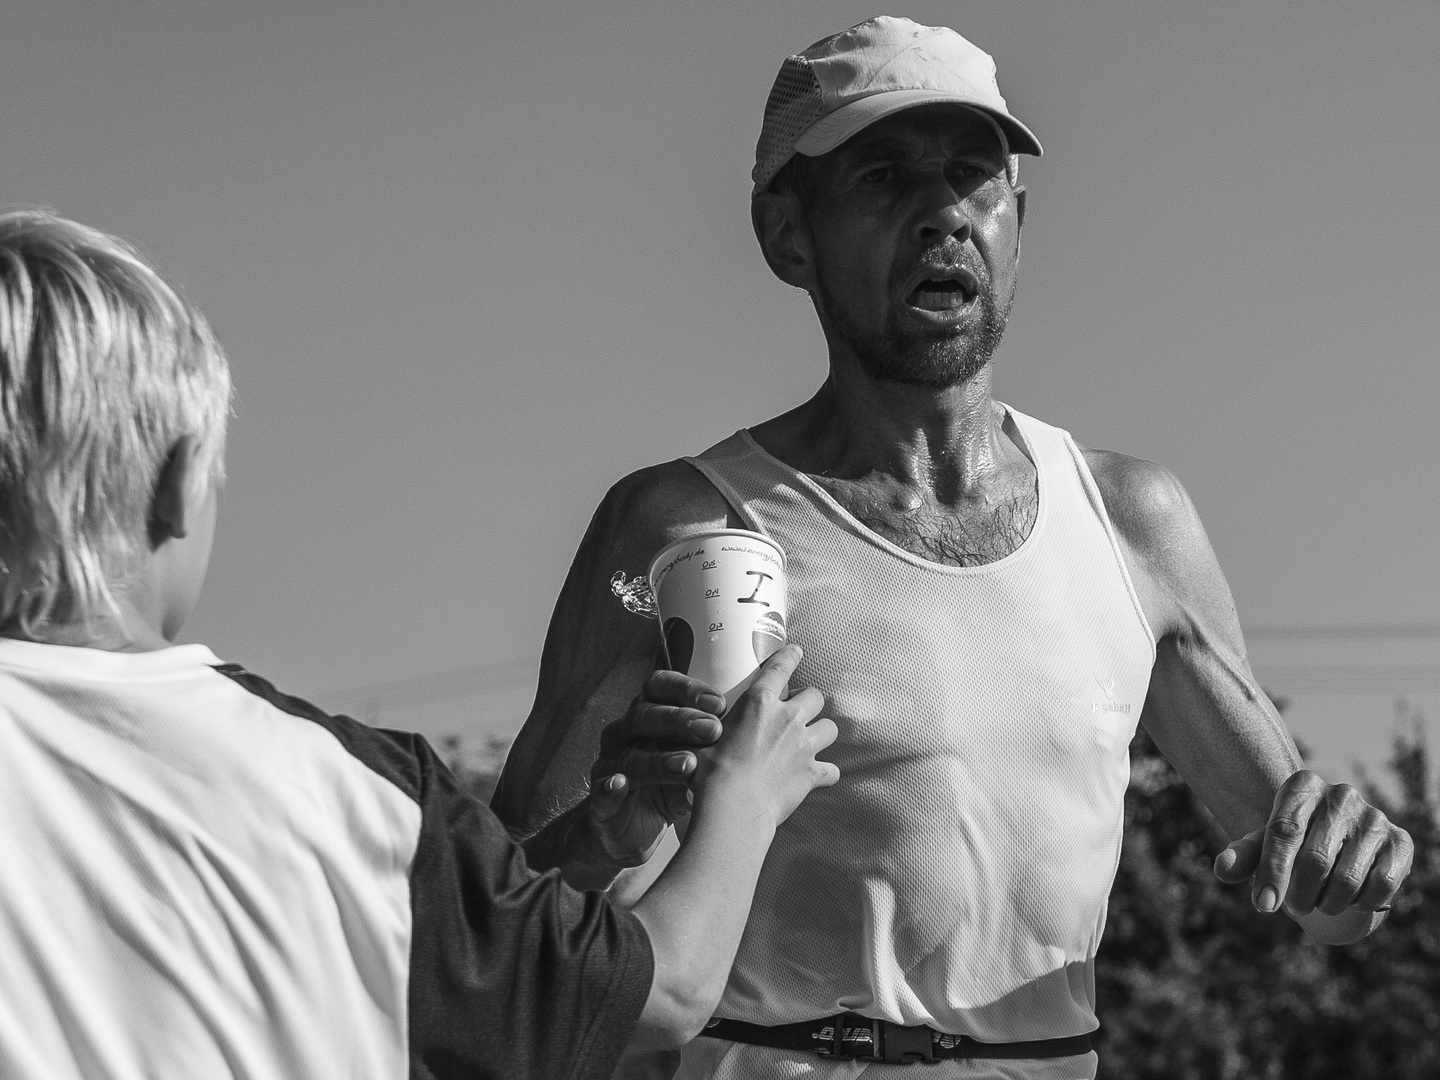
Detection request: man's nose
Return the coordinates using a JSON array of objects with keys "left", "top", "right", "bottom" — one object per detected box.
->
[
  {"left": 915, "top": 194, "right": 972, "bottom": 245},
  {"left": 915, "top": 201, "right": 973, "bottom": 244}
]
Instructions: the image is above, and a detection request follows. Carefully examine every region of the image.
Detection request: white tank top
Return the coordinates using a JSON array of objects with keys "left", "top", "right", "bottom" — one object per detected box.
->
[{"left": 683, "top": 405, "right": 1155, "bottom": 1048}]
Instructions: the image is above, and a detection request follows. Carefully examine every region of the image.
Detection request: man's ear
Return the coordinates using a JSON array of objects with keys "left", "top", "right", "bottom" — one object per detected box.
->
[
  {"left": 751, "top": 192, "right": 816, "bottom": 293},
  {"left": 1014, "top": 185, "right": 1027, "bottom": 230},
  {"left": 148, "top": 436, "right": 200, "bottom": 549}
]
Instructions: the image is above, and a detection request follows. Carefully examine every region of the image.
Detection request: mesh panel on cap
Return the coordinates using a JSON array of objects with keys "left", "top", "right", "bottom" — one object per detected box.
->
[{"left": 752, "top": 56, "right": 826, "bottom": 194}]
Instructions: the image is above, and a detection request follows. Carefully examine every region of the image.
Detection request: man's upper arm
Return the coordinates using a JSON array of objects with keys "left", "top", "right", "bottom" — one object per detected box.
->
[
  {"left": 491, "top": 459, "right": 736, "bottom": 839},
  {"left": 1084, "top": 448, "right": 1302, "bottom": 841}
]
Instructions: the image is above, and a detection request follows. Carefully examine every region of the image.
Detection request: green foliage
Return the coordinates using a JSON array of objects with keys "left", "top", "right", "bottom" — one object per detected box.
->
[{"left": 1096, "top": 703, "right": 1440, "bottom": 1079}]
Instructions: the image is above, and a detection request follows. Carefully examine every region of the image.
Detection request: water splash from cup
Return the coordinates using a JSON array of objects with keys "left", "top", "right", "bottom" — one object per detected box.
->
[{"left": 610, "top": 571, "right": 659, "bottom": 618}]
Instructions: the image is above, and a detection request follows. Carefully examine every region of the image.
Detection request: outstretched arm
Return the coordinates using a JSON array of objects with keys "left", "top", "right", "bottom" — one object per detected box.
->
[
  {"left": 491, "top": 459, "right": 739, "bottom": 887},
  {"left": 1087, "top": 449, "right": 1413, "bottom": 944},
  {"left": 629, "top": 646, "right": 839, "bottom": 1046}
]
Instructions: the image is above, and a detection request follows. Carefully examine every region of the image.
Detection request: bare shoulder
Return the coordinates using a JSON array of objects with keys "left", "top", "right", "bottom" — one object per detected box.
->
[
  {"left": 589, "top": 458, "right": 739, "bottom": 569},
  {"left": 1079, "top": 447, "right": 1204, "bottom": 560},
  {"left": 1078, "top": 446, "right": 1234, "bottom": 640},
  {"left": 602, "top": 458, "right": 737, "bottom": 537}
]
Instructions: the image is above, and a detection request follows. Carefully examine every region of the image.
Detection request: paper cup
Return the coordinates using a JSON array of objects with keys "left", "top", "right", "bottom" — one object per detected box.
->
[{"left": 647, "top": 529, "right": 788, "bottom": 707}]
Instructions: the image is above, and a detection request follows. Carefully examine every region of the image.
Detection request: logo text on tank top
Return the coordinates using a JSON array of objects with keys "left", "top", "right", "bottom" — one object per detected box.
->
[{"left": 1090, "top": 675, "right": 1131, "bottom": 715}]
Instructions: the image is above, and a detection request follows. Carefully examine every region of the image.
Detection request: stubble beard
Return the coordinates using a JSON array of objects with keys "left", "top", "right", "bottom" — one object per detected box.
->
[{"left": 819, "top": 262, "right": 1016, "bottom": 390}]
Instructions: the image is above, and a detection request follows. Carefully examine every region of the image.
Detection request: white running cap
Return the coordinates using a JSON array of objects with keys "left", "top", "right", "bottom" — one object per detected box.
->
[{"left": 752, "top": 16, "right": 1042, "bottom": 197}]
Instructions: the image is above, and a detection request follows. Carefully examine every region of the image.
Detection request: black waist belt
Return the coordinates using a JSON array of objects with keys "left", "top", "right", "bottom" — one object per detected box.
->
[{"left": 698, "top": 1014, "right": 1094, "bottom": 1064}]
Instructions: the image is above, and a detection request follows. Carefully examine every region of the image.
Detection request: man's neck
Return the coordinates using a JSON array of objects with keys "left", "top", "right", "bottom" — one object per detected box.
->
[
  {"left": 750, "top": 364, "right": 1017, "bottom": 505},
  {"left": 748, "top": 361, "right": 1040, "bottom": 567}
]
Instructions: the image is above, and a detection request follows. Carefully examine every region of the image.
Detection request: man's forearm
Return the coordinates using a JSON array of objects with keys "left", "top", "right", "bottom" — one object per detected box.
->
[{"left": 520, "top": 801, "right": 629, "bottom": 890}]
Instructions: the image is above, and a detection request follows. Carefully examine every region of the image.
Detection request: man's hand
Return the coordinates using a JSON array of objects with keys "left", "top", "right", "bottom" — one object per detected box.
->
[
  {"left": 585, "top": 669, "right": 727, "bottom": 868},
  {"left": 1213, "top": 770, "right": 1413, "bottom": 934}
]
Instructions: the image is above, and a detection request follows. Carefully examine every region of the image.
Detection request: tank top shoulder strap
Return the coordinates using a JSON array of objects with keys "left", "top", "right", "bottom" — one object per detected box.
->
[
  {"left": 1007, "top": 405, "right": 1158, "bottom": 654},
  {"left": 1006, "top": 405, "right": 1105, "bottom": 522},
  {"left": 688, "top": 407, "right": 1075, "bottom": 533},
  {"left": 683, "top": 431, "right": 781, "bottom": 534},
  {"left": 1001, "top": 405, "right": 1072, "bottom": 479}
]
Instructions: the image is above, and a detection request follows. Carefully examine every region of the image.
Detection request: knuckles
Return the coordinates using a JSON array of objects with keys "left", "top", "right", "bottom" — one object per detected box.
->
[
  {"left": 1325, "top": 866, "right": 1367, "bottom": 894},
  {"left": 1266, "top": 816, "right": 1307, "bottom": 843},
  {"left": 1321, "top": 783, "right": 1362, "bottom": 814},
  {"left": 1281, "top": 769, "right": 1327, "bottom": 795},
  {"left": 1388, "top": 824, "right": 1415, "bottom": 856},
  {"left": 1293, "top": 848, "right": 1334, "bottom": 875},
  {"left": 785, "top": 687, "right": 827, "bottom": 723},
  {"left": 1372, "top": 865, "right": 1403, "bottom": 892},
  {"left": 743, "top": 687, "right": 781, "bottom": 710}
]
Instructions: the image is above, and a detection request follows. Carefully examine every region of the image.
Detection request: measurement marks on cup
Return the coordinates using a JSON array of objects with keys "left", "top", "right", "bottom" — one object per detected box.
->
[{"left": 647, "top": 531, "right": 791, "bottom": 693}]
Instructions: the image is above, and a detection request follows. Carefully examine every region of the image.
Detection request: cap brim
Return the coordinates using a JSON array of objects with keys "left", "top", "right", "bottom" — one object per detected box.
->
[{"left": 793, "top": 88, "right": 1042, "bottom": 159}]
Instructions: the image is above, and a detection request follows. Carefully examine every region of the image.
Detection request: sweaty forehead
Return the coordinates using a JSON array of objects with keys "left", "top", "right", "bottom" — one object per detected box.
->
[{"left": 833, "top": 105, "right": 1008, "bottom": 165}]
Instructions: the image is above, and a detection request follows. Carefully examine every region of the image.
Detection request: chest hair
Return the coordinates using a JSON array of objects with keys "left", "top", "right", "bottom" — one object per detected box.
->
[{"left": 811, "top": 475, "right": 1039, "bottom": 568}]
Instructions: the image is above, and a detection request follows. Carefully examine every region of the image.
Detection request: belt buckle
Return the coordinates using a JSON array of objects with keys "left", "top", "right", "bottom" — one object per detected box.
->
[{"left": 880, "top": 1021, "right": 938, "bottom": 1064}]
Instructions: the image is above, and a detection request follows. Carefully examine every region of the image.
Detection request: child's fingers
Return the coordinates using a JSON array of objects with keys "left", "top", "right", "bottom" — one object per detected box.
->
[
  {"left": 805, "top": 719, "right": 839, "bottom": 789},
  {"left": 744, "top": 644, "right": 804, "bottom": 701},
  {"left": 805, "top": 716, "right": 839, "bottom": 752},
  {"left": 785, "top": 686, "right": 825, "bottom": 725}
]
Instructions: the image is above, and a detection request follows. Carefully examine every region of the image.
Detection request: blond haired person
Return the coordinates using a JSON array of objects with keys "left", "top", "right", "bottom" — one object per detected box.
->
[{"left": 0, "top": 211, "right": 839, "bottom": 1080}]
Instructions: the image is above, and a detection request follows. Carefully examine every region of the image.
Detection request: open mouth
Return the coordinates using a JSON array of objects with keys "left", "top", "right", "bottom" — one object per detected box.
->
[{"left": 906, "top": 276, "right": 978, "bottom": 313}]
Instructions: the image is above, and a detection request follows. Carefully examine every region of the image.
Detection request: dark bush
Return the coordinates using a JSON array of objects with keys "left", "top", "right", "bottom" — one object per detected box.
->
[{"left": 1096, "top": 704, "right": 1439, "bottom": 1079}]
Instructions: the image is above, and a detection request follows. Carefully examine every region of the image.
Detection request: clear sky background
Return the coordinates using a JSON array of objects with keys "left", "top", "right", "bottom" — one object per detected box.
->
[{"left": 3, "top": 0, "right": 1437, "bottom": 781}]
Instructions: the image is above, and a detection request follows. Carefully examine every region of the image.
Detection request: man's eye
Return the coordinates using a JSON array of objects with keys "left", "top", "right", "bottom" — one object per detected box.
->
[{"left": 861, "top": 166, "right": 892, "bottom": 183}]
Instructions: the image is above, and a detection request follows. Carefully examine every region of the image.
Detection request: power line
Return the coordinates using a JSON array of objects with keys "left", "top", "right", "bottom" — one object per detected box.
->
[
  {"left": 1245, "top": 624, "right": 1440, "bottom": 641},
  {"left": 1252, "top": 664, "right": 1440, "bottom": 695},
  {"left": 1247, "top": 625, "right": 1440, "bottom": 695},
  {"left": 315, "top": 622, "right": 1440, "bottom": 719},
  {"left": 318, "top": 655, "right": 538, "bottom": 715}
]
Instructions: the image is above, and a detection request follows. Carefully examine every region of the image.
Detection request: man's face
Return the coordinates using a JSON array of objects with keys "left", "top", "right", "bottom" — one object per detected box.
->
[{"left": 799, "top": 105, "right": 1022, "bottom": 388}]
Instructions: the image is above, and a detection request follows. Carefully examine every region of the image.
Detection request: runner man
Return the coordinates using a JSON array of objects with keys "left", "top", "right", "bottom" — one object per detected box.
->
[{"left": 494, "top": 17, "right": 1413, "bottom": 1078}]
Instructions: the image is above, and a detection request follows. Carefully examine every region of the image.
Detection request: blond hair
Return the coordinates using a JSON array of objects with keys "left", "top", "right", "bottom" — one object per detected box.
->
[{"left": 0, "top": 210, "right": 232, "bottom": 632}]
